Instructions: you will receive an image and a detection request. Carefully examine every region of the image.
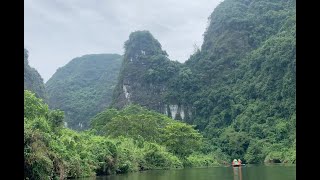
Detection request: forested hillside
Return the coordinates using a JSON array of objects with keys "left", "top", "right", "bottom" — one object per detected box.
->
[
  {"left": 112, "top": 0, "right": 296, "bottom": 163},
  {"left": 24, "top": 48, "right": 47, "bottom": 100},
  {"left": 46, "top": 54, "right": 122, "bottom": 130},
  {"left": 184, "top": 0, "right": 296, "bottom": 163}
]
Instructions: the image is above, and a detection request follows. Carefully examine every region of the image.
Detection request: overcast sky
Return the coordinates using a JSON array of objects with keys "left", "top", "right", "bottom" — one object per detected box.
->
[{"left": 24, "top": 0, "right": 222, "bottom": 82}]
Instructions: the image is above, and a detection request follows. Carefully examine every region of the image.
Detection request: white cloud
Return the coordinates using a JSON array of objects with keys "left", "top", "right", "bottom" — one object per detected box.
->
[{"left": 24, "top": 0, "right": 222, "bottom": 82}]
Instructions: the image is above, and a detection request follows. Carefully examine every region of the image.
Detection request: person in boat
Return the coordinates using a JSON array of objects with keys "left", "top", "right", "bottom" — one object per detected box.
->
[
  {"left": 232, "top": 159, "right": 238, "bottom": 166},
  {"left": 238, "top": 159, "right": 242, "bottom": 165}
]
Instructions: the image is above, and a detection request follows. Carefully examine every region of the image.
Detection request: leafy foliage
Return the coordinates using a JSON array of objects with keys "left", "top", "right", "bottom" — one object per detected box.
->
[
  {"left": 161, "top": 122, "right": 203, "bottom": 157},
  {"left": 25, "top": 91, "right": 217, "bottom": 179},
  {"left": 91, "top": 105, "right": 204, "bottom": 157}
]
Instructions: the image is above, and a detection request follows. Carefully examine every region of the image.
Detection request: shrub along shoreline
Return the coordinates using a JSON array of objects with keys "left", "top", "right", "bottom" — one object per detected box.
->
[{"left": 24, "top": 90, "right": 223, "bottom": 179}]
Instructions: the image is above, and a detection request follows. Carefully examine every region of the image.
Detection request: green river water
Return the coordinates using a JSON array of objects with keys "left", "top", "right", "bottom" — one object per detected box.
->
[{"left": 73, "top": 164, "right": 296, "bottom": 180}]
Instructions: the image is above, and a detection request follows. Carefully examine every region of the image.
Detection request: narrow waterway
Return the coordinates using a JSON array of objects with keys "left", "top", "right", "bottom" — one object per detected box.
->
[{"left": 73, "top": 164, "right": 296, "bottom": 180}]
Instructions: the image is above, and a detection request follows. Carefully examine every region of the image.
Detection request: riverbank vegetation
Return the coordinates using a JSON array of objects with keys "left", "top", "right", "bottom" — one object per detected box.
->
[{"left": 24, "top": 90, "right": 222, "bottom": 179}]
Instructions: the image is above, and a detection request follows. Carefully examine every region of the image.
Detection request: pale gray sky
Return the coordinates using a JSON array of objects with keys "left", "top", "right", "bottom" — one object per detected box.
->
[{"left": 24, "top": 0, "right": 222, "bottom": 82}]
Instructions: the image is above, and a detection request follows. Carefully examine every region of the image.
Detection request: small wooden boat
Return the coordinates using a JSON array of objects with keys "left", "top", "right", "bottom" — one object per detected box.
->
[
  {"left": 232, "top": 164, "right": 245, "bottom": 167},
  {"left": 231, "top": 159, "right": 245, "bottom": 167}
]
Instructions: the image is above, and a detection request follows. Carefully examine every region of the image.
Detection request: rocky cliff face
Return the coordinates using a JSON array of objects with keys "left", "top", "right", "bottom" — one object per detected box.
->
[
  {"left": 112, "top": 31, "right": 193, "bottom": 121},
  {"left": 112, "top": 31, "right": 169, "bottom": 111},
  {"left": 24, "top": 48, "right": 47, "bottom": 100}
]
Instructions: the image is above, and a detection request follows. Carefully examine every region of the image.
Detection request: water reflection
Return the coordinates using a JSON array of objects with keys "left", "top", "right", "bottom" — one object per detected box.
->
[{"left": 233, "top": 167, "right": 242, "bottom": 180}]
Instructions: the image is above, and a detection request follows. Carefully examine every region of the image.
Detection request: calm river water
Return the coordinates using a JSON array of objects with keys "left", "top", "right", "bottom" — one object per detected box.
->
[{"left": 73, "top": 164, "right": 296, "bottom": 180}]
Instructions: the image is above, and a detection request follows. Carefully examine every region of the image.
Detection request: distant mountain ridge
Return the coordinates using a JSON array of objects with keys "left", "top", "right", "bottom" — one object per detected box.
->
[{"left": 46, "top": 54, "right": 123, "bottom": 130}]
